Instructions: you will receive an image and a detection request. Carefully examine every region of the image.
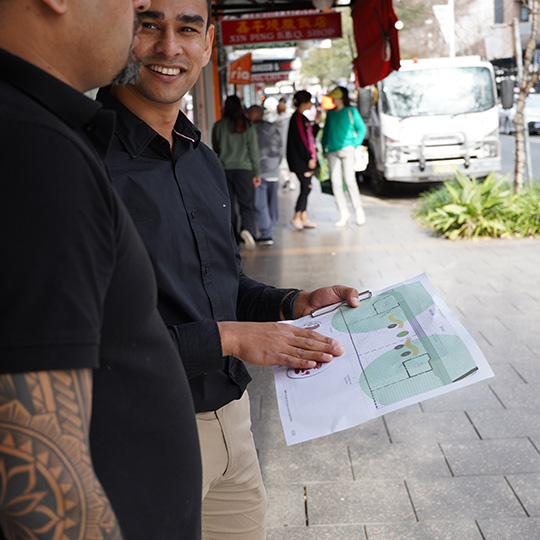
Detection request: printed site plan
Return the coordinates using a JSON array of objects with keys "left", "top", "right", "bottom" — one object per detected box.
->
[{"left": 274, "top": 274, "right": 494, "bottom": 445}]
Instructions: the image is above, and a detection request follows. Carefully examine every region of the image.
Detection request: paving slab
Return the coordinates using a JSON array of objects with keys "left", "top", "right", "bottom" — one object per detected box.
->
[
  {"left": 266, "top": 484, "right": 306, "bottom": 529},
  {"left": 467, "top": 409, "right": 540, "bottom": 439},
  {"left": 267, "top": 525, "right": 367, "bottom": 540},
  {"left": 407, "top": 476, "right": 526, "bottom": 520},
  {"left": 506, "top": 473, "right": 540, "bottom": 517},
  {"left": 477, "top": 518, "right": 540, "bottom": 539},
  {"left": 349, "top": 441, "right": 451, "bottom": 479},
  {"left": 365, "top": 519, "right": 483, "bottom": 540},
  {"left": 306, "top": 480, "right": 415, "bottom": 525},
  {"left": 440, "top": 438, "right": 540, "bottom": 476},
  {"left": 419, "top": 381, "right": 504, "bottom": 412},
  {"left": 383, "top": 410, "right": 480, "bottom": 444}
]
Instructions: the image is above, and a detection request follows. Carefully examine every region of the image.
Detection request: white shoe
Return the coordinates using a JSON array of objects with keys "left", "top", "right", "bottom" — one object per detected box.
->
[
  {"left": 290, "top": 218, "right": 304, "bottom": 230},
  {"left": 355, "top": 207, "right": 366, "bottom": 226},
  {"left": 240, "top": 229, "right": 256, "bottom": 250},
  {"left": 335, "top": 214, "right": 351, "bottom": 227}
]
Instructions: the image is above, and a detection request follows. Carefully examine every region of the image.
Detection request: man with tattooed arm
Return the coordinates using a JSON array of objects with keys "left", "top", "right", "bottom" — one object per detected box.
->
[{"left": 0, "top": 0, "right": 202, "bottom": 539}]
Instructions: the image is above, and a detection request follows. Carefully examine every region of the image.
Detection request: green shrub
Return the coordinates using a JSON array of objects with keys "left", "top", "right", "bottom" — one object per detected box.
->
[
  {"left": 415, "top": 171, "right": 513, "bottom": 240},
  {"left": 507, "top": 183, "right": 540, "bottom": 237}
]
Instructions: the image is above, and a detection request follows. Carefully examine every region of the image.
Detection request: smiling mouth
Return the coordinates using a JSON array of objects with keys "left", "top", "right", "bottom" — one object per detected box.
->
[{"left": 148, "top": 64, "right": 183, "bottom": 76}]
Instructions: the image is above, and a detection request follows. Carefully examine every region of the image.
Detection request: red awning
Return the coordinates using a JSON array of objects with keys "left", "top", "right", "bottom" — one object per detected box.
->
[{"left": 352, "top": 0, "right": 400, "bottom": 87}]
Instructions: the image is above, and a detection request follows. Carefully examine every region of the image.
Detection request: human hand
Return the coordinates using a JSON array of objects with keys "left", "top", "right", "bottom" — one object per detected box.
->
[
  {"left": 308, "top": 158, "right": 316, "bottom": 170},
  {"left": 217, "top": 321, "right": 343, "bottom": 370},
  {"left": 293, "top": 286, "right": 361, "bottom": 319},
  {"left": 253, "top": 176, "right": 262, "bottom": 187}
]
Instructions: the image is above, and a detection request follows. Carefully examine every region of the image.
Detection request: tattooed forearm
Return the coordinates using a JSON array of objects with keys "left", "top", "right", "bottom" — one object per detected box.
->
[{"left": 0, "top": 369, "right": 123, "bottom": 540}]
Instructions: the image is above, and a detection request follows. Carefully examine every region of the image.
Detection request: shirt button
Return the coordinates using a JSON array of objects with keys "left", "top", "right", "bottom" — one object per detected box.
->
[
  {"left": 191, "top": 211, "right": 196, "bottom": 219},
  {"left": 204, "top": 267, "right": 210, "bottom": 275}
]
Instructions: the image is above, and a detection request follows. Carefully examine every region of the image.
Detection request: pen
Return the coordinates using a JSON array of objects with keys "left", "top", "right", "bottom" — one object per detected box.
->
[{"left": 310, "top": 290, "right": 372, "bottom": 318}]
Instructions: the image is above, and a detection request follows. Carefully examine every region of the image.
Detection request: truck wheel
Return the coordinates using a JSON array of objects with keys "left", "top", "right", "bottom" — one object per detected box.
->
[{"left": 370, "top": 171, "right": 391, "bottom": 196}]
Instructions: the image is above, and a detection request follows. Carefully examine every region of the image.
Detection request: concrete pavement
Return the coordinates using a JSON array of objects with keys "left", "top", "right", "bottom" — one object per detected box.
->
[{"left": 240, "top": 180, "right": 540, "bottom": 540}]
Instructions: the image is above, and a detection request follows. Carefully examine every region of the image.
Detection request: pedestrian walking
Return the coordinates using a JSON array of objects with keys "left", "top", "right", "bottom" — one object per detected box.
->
[
  {"left": 287, "top": 90, "right": 320, "bottom": 230},
  {"left": 322, "top": 86, "right": 367, "bottom": 226},
  {"left": 247, "top": 105, "right": 283, "bottom": 246},
  {"left": 212, "top": 95, "right": 261, "bottom": 250}
]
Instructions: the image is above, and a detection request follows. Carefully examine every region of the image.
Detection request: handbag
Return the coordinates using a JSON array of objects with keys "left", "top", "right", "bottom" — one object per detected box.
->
[
  {"left": 348, "top": 108, "right": 369, "bottom": 172},
  {"left": 354, "top": 145, "right": 369, "bottom": 172}
]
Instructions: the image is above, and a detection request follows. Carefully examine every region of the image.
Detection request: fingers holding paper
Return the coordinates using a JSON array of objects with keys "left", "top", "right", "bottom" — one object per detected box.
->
[
  {"left": 293, "top": 285, "right": 362, "bottom": 319},
  {"left": 217, "top": 321, "right": 344, "bottom": 370}
]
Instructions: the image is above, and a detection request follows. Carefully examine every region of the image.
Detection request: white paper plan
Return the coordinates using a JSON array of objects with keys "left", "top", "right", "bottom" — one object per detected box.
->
[{"left": 273, "top": 274, "right": 493, "bottom": 446}]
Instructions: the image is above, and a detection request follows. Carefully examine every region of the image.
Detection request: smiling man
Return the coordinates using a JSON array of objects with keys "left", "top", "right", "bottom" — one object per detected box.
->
[
  {"left": 97, "top": 0, "right": 360, "bottom": 538},
  {"left": 0, "top": 0, "right": 204, "bottom": 539}
]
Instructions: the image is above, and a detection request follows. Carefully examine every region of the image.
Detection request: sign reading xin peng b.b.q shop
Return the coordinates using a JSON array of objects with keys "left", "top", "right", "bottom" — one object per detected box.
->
[{"left": 220, "top": 12, "right": 342, "bottom": 46}]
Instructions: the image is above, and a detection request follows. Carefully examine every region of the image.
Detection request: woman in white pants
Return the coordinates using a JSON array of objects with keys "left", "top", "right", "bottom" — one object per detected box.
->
[{"left": 321, "top": 86, "right": 367, "bottom": 226}]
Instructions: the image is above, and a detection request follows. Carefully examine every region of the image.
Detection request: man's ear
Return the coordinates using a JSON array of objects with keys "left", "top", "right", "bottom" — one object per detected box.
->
[
  {"left": 202, "top": 24, "right": 215, "bottom": 67},
  {"left": 40, "top": 0, "right": 68, "bottom": 15}
]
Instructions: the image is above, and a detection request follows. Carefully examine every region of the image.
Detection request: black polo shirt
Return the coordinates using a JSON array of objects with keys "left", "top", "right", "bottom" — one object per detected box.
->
[
  {"left": 98, "top": 87, "right": 294, "bottom": 413},
  {"left": 0, "top": 49, "right": 201, "bottom": 539}
]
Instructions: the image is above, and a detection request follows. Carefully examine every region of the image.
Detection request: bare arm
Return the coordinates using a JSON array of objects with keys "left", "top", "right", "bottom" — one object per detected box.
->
[{"left": 0, "top": 369, "right": 123, "bottom": 540}]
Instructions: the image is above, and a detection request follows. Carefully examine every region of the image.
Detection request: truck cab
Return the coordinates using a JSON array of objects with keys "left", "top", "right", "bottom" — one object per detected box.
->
[{"left": 362, "top": 57, "right": 501, "bottom": 195}]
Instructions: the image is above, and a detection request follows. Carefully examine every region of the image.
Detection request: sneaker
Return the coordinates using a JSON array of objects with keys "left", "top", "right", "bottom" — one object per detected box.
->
[
  {"left": 240, "top": 229, "right": 256, "bottom": 250},
  {"left": 256, "top": 237, "right": 274, "bottom": 246},
  {"left": 302, "top": 218, "right": 317, "bottom": 229}
]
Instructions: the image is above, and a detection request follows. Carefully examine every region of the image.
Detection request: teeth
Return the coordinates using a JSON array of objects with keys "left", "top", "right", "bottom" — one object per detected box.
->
[{"left": 149, "top": 65, "right": 181, "bottom": 76}]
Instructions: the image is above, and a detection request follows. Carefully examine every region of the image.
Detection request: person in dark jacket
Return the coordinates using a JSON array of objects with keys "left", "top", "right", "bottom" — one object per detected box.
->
[
  {"left": 286, "top": 90, "right": 319, "bottom": 230},
  {"left": 247, "top": 105, "right": 282, "bottom": 245}
]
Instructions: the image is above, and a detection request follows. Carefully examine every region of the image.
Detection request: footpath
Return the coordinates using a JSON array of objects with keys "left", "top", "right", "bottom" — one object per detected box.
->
[{"left": 240, "top": 180, "right": 540, "bottom": 540}]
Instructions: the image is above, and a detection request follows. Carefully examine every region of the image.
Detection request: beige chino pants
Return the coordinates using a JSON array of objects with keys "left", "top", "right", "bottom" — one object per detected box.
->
[{"left": 196, "top": 391, "right": 267, "bottom": 540}]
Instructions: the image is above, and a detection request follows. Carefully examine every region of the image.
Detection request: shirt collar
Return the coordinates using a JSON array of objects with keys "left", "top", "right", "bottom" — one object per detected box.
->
[
  {"left": 97, "top": 86, "right": 202, "bottom": 158},
  {"left": 0, "top": 48, "right": 105, "bottom": 130},
  {"left": 0, "top": 48, "right": 116, "bottom": 159}
]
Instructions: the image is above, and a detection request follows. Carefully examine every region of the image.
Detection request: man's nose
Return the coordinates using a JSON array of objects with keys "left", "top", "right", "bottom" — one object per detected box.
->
[
  {"left": 133, "top": 0, "right": 151, "bottom": 12},
  {"left": 155, "top": 30, "right": 181, "bottom": 57}
]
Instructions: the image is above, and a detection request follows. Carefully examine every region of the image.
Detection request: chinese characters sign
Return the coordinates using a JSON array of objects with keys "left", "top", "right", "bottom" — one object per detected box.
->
[{"left": 221, "top": 12, "right": 342, "bottom": 46}]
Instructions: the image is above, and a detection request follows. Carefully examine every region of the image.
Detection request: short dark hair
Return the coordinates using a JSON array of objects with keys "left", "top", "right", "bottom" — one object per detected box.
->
[
  {"left": 293, "top": 90, "right": 312, "bottom": 108},
  {"left": 206, "top": 0, "right": 212, "bottom": 30}
]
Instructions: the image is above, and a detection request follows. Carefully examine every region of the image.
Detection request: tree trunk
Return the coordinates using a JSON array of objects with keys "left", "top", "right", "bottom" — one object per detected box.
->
[{"left": 514, "top": 0, "right": 540, "bottom": 192}]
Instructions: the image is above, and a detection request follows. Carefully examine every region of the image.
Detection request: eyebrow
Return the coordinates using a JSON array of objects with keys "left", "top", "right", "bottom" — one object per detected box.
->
[{"left": 142, "top": 10, "right": 206, "bottom": 28}]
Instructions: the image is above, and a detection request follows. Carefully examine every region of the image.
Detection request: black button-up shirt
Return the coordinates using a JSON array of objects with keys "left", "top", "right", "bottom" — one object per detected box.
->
[{"left": 98, "top": 88, "right": 293, "bottom": 412}]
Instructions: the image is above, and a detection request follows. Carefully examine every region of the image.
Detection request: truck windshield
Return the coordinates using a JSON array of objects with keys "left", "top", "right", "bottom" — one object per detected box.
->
[{"left": 381, "top": 67, "right": 495, "bottom": 118}]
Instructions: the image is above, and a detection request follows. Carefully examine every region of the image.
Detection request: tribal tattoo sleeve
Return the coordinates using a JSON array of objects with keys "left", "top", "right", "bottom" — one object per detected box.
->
[{"left": 0, "top": 369, "right": 123, "bottom": 540}]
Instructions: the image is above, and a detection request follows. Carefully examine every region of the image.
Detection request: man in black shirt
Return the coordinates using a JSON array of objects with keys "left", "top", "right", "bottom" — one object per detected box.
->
[
  {"left": 99, "top": 0, "right": 361, "bottom": 538},
  {"left": 0, "top": 1, "right": 201, "bottom": 539}
]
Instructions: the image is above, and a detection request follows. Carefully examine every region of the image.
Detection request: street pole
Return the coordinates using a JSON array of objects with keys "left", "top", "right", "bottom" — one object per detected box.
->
[
  {"left": 514, "top": 17, "right": 534, "bottom": 182},
  {"left": 448, "top": 0, "right": 456, "bottom": 58}
]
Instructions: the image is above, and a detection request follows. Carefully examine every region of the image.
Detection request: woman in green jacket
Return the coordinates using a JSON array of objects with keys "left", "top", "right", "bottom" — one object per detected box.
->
[
  {"left": 321, "top": 86, "right": 367, "bottom": 227},
  {"left": 212, "top": 95, "right": 261, "bottom": 249}
]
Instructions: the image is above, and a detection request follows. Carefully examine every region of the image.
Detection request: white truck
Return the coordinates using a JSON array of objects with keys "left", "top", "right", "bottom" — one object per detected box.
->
[{"left": 361, "top": 56, "right": 501, "bottom": 194}]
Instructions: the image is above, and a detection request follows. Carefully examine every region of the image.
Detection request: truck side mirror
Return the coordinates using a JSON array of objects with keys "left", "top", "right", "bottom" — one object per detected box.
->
[{"left": 500, "top": 78, "right": 514, "bottom": 109}]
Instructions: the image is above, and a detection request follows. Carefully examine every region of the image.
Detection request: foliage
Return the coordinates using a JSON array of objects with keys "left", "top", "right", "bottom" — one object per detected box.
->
[
  {"left": 415, "top": 171, "right": 540, "bottom": 240},
  {"left": 300, "top": 9, "right": 356, "bottom": 87},
  {"left": 507, "top": 182, "right": 540, "bottom": 237}
]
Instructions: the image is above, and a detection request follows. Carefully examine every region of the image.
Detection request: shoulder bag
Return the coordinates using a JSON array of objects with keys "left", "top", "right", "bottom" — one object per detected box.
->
[{"left": 348, "top": 108, "right": 369, "bottom": 172}]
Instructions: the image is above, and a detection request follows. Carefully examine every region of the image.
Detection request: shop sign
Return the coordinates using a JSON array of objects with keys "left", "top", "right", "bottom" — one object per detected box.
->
[
  {"left": 220, "top": 12, "right": 342, "bottom": 46},
  {"left": 251, "top": 60, "right": 293, "bottom": 74},
  {"left": 251, "top": 72, "right": 291, "bottom": 83},
  {"left": 228, "top": 53, "right": 252, "bottom": 85}
]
